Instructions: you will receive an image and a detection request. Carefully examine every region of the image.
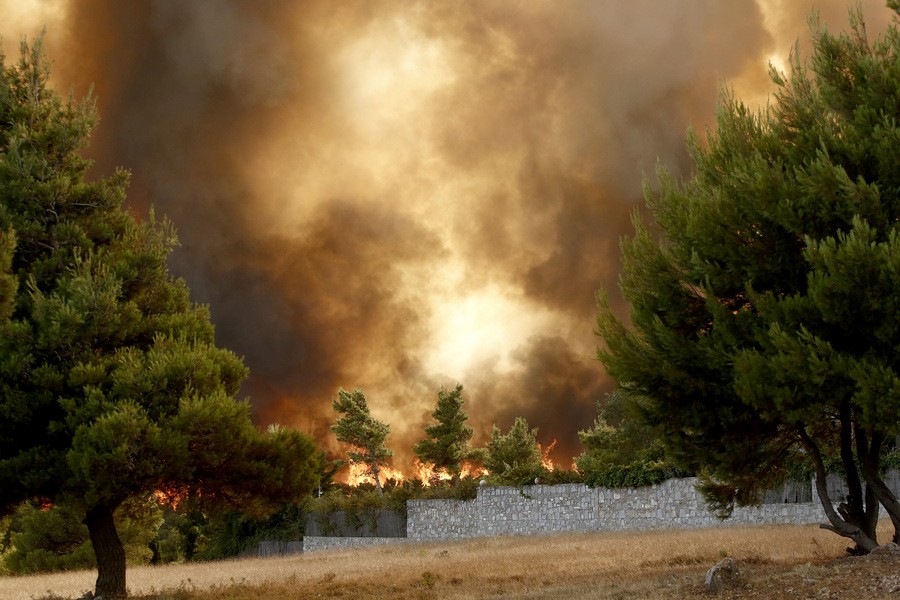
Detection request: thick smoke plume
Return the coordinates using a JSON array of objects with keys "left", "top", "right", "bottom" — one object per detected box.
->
[{"left": 1, "top": 1, "right": 893, "bottom": 471}]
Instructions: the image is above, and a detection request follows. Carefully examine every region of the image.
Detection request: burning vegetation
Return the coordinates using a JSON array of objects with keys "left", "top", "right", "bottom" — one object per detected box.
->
[
  {"left": 328, "top": 384, "right": 570, "bottom": 490},
  {"left": 342, "top": 460, "right": 486, "bottom": 488}
]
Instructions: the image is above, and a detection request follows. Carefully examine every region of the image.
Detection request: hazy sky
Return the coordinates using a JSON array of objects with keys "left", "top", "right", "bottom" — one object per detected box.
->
[{"left": 1, "top": 1, "right": 894, "bottom": 472}]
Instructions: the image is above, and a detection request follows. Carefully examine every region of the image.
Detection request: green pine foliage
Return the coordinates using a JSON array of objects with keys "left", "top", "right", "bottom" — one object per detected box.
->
[
  {"left": 0, "top": 229, "right": 16, "bottom": 322},
  {"left": 331, "top": 388, "right": 393, "bottom": 494},
  {"left": 596, "top": 7, "right": 900, "bottom": 552},
  {"left": 3, "top": 498, "right": 160, "bottom": 574},
  {"left": 195, "top": 503, "right": 307, "bottom": 561},
  {"left": 4, "top": 503, "right": 96, "bottom": 574},
  {"left": 576, "top": 391, "right": 690, "bottom": 488},
  {"left": 148, "top": 509, "right": 198, "bottom": 564},
  {"left": 413, "top": 384, "right": 481, "bottom": 482},
  {"left": 483, "top": 417, "right": 542, "bottom": 479},
  {"left": 0, "top": 38, "right": 319, "bottom": 596}
]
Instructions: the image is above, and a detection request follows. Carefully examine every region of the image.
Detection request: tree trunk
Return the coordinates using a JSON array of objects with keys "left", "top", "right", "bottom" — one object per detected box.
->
[
  {"left": 798, "top": 427, "right": 878, "bottom": 554},
  {"left": 85, "top": 505, "right": 127, "bottom": 599},
  {"left": 369, "top": 449, "right": 383, "bottom": 495},
  {"left": 838, "top": 401, "right": 869, "bottom": 535},
  {"left": 863, "top": 483, "right": 880, "bottom": 542},
  {"left": 451, "top": 468, "right": 461, "bottom": 486},
  {"left": 857, "top": 427, "right": 900, "bottom": 544},
  {"left": 858, "top": 427, "right": 880, "bottom": 541}
]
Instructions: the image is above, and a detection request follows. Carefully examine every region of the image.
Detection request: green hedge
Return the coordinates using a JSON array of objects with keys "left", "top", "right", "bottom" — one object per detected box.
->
[{"left": 583, "top": 461, "right": 691, "bottom": 489}]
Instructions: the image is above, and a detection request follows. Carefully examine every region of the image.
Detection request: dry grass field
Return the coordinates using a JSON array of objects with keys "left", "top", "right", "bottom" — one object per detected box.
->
[{"left": 1, "top": 521, "right": 896, "bottom": 600}]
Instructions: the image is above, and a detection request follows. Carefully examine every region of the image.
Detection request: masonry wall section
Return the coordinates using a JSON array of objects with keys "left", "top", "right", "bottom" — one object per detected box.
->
[
  {"left": 298, "top": 471, "right": 899, "bottom": 551},
  {"left": 406, "top": 472, "right": 900, "bottom": 542},
  {"left": 302, "top": 536, "right": 407, "bottom": 552}
]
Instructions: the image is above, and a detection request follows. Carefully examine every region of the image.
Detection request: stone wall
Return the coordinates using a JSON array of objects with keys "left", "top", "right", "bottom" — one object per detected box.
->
[
  {"left": 406, "top": 471, "right": 900, "bottom": 542},
  {"left": 887, "top": 470, "right": 900, "bottom": 497},
  {"left": 302, "top": 536, "right": 408, "bottom": 552},
  {"left": 824, "top": 470, "right": 900, "bottom": 504},
  {"left": 302, "top": 470, "right": 900, "bottom": 550}
]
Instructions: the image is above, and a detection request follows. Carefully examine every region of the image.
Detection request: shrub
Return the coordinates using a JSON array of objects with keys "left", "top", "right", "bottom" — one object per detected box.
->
[
  {"left": 582, "top": 460, "right": 691, "bottom": 489},
  {"left": 4, "top": 498, "right": 160, "bottom": 574}
]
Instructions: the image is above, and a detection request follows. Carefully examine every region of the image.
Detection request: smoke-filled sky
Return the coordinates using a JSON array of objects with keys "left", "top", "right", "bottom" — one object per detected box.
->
[{"left": 1, "top": 1, "right": 894, "bottom": 471}]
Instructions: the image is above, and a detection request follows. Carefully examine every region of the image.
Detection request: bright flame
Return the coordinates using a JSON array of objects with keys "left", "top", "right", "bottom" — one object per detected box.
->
[
  {"left": 153, "top": 488, "right": 184, "bottom": 510},
  {"left": 342, "top": 460, "right": 486, "bottom": 487},
  {"left": 412, "top": 459, "right": 486, "bottom": 484},
  {"left": 460, "top": 462, "right": 487, "bottom": 480},
  {"left": 413, "top": 459, "right": 452, "bottom": 485},
  {"left": 344, "top": 462, "right": 406, "bottom": 488},
  {"left": 539, "top": 439, "right": 557, "bottom": 471}
]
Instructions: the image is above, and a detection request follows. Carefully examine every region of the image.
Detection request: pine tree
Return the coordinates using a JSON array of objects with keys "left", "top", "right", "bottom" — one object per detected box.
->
[
  {"left": 0, "top": 229, "right": 15, "bottom": 322},
  {"left": 331, "top": 388, "right": 393, "bottom": 494},
  {"left": 484, "top": 417, "right": 541, "bottom": 476},
  {"left": 577, "top": 394, "right": 644, "bottom": 466},
  {"left": 413, "top": 384, "right": 479, "bottom": 483},
  {"left": 0, "top": 39, "right": 320, "bottom": 597},
  {"left": 597, "top": 7, "right": 900, "bottom": 553}
]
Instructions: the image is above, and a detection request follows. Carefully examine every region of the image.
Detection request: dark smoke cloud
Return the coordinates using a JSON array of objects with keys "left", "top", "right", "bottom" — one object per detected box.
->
[
  {"left": 466, "top": 336, "right": 610, "bottom": 461},
  {"left": 2, "top": 1, "right": 893, "bottom": 471}
]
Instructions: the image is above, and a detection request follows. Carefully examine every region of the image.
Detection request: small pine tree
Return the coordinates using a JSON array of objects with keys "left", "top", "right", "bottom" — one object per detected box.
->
[
  {"left": 575, "top": 391, "right": 663, "bottom": 471},
  {"left": 484, "top": 417, "right": 542, "bottom": 476},
  {"left": 413, "top": 384, "right": 479, "bottom": 483},
  {"left": 331, "top": 388, "right": 393, "bottom": 494}
]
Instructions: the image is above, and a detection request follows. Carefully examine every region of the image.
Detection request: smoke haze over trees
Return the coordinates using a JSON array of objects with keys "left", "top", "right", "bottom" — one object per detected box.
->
[{"left": 1, "top": 1, "right": 893, "bottom": 469}]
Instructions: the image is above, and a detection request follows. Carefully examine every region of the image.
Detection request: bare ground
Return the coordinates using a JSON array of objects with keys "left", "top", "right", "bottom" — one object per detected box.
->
[{"left": 1, "top": 520, "right": 895, "bottom": 599}]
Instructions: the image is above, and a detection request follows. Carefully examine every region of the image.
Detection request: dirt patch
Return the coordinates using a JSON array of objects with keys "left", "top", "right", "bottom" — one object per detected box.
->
[{"left": 714, "top": 551, "right": 900, "bottom": 599}]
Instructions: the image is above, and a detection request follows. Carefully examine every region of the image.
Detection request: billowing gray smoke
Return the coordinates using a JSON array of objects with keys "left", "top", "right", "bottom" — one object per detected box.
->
[{"left": 1, "top": 1, "right": 892, "bottom": 471}]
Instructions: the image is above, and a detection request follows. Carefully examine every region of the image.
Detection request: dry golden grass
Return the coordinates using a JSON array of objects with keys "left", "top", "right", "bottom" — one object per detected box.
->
[{"left": 0, "top": 520, "right": 895, "bottom": 600}]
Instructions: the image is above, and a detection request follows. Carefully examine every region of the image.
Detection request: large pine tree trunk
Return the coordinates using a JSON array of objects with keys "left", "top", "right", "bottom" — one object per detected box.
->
[
  {"left": 838, "top": 402, "right": 872, "bottom": 539},
  {"left": 799, "top": 428, "right": 878, "bottom": 554},
  {"left": 85, "top": 505, "right": 127, "bottom": 599},
  {"left": 857, "top": 428, "right": 900, "bottom": 544}
]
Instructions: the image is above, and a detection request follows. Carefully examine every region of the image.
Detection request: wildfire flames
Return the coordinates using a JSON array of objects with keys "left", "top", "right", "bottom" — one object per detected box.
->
[
  {"left": 343, "top": 460, "right": 487, "bottom": 488},
  {"left": 153, "top": 487, "right": 186, "bottom": 509},
  {"left": 341, "top": 443, "right": 562, "bottom": 488},
  {"left": 344, "top": 462, "right": 406, "bottom": 487},
  {"left": 539, "top": 439, "right": 558, "bottom": 471}
]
